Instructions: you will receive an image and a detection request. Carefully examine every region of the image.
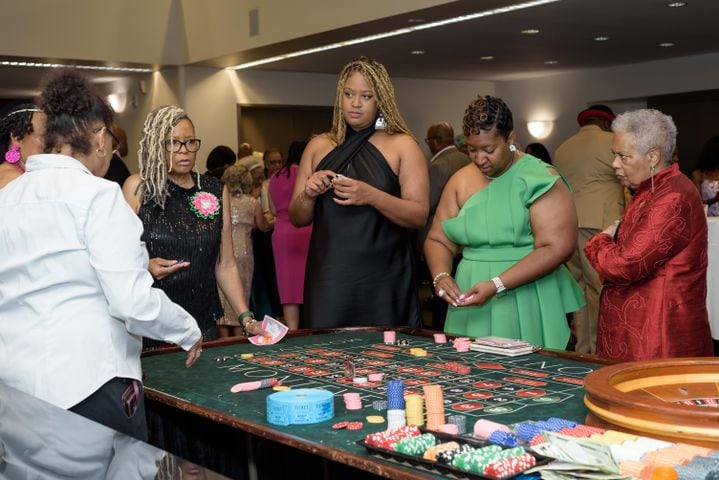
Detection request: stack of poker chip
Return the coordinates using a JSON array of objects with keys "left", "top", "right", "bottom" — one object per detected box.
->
[
  {"left": 435, "top": 443, "right": 474, "bottom": 465},
  {"left": 343, "top": 392, "right": 362, "bottom": 410},
  {"left": 453, "top": 337, "right": 472, "bottom": 352},
  {"left": 393, "top": 433, "right": 436, "bottom": 456},
  {"left": 364, "top": 425, "right": 420, "bottom": 450},
  {"left": 404, "top": 394, "right": 424, "bottom": 426},
  {"left": 423, "top": 441, "right": 460, "bottom": 461},
  {"left": 473, "top": 419, "right": 511, "bottom": 440},
  {"left": 453, "top": 446, "right": 528, "bottom": 476},
  {"left": 422, "top": 384, "right": 445, "bottom": 431},
  {"left": 447, "top": 414, "right": 467, "bottom": 434},
  {"left": 488, "top": 430, "right": 519, "bottom": 447},
  {"left": 433, "top": 333, "right": 447, "bottom": 343},
  {"left": 437, "top": 423, "right": 459, "bottom": 435},
  {"left": 386, "top": 379, "right": 406, "bottom": 430},
  {"left": 483, "top": 452, "right": 537, "bottom": 479}
]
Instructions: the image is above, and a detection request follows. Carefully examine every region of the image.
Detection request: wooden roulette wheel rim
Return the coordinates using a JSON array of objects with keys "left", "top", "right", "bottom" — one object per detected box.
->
[{"left": 583, "top": 357, "right": 719, "bottom": 443}]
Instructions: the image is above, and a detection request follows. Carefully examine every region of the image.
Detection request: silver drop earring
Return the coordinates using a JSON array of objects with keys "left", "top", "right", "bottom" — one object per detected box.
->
[
  {"left": 650, "top": 164, "right": 655, "bottom": 193},
  {"left": 374, "top": 112, "right": 386, "bottom": 130}
]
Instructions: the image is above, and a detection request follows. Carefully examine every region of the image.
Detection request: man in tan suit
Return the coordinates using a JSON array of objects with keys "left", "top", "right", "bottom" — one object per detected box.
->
[{"left": 554, "top": 105, "right": 625, "bottom": 353}]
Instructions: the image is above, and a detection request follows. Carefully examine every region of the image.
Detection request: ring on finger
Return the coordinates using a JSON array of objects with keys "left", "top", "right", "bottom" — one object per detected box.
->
[{"left": 437, "top": 288, "right": 446, "bottom": 298}]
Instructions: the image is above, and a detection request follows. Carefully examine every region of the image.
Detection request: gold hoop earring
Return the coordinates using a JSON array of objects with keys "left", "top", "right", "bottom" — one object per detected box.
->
[{"left": 96, "top": 148, "right": 106, "bottom": 158}]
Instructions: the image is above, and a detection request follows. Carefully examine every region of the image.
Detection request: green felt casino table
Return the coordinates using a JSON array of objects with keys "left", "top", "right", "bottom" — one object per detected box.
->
[{"left": 141, "top": 327, "right": 608, "bottom": 480}]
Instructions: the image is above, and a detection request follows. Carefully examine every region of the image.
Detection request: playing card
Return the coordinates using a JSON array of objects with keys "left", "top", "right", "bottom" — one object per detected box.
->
[{"left": 249, "top": 315, "right": 289, "bottom": 345}]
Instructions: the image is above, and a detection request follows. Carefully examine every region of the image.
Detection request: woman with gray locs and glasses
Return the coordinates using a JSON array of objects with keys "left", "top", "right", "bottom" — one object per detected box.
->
[{"left": 123, "top": 106, "right": 268, "bottom": 348}]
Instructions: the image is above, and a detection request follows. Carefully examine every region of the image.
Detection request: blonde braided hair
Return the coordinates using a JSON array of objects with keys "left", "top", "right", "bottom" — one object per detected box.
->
[
  {"left": 329, "top": 57, "right": 413, "bottom": 145},
  {"left": 137, "top": 105, "right": 193, "bottom": 208}
]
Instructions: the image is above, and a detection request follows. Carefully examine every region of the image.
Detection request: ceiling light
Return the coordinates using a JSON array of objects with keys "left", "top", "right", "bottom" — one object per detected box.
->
[
  {"left": 227, "top": 0, "right": 560, "bottom": 70},
  {"left": 666, "top": 2, "right": 687, "bottom": 7},
  {"left": 521, "top": 28, "right": 540, "bottom": 34},
  {"left": 407, "top": 18, "right": 425, "bottom": 23},
  {"left": 594, "top": 36, "right": 610, "bottom": 42},
  {"left": 480, "top": 56, "right": 495, "bottom": 61},
  {"left": 0, "top": 60, "right": 152, "bottom": 73},
  {"left": 544, "top": 60, "right": 558, "bottom": 65},
  {"left": 659, "top": 42, "right": 675, "bottom": 47},
  {"left": 410, "top": 50, "right": 425, "bottom": 55}
]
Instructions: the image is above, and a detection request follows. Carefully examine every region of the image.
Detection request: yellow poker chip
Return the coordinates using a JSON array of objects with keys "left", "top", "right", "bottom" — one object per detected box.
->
[
  {"left": 366, "top": 415, "right": 385, "bottom": 424},
  {"left": 273, "top": 385, "right": 291, "bottom": 391},
  {"left": 240, "top": 353, "right": 254, "bottom": 359}
]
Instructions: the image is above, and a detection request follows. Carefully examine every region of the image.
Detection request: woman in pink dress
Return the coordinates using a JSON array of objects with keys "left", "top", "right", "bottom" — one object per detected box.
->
[{"left": 268, "top": 142, "right": 312, "bottom": 330}]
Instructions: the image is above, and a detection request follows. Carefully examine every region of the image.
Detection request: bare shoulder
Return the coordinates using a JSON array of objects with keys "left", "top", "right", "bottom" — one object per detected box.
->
[
  {"left": 305, "top": 133, "right": 335, "bottom": 168},
  {"left": 122, "top": 173, "right": 143, "bottom": 212},
  {"left": 374, "top": 131, "right": 417, "bottom": 149}
]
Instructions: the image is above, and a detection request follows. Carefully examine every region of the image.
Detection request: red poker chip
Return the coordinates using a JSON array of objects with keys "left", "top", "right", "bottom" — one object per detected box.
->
[
  {"left": 332, "top": 421, "right": 349, "bottom": 430},
  {"left": 346, "top": 421, "right": 364, "bottom": 430}
]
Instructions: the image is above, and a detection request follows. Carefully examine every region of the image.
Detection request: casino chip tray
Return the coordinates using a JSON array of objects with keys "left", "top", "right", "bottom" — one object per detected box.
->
[{"left": 356, "top": 428, "right": 549, "bottom": 480}]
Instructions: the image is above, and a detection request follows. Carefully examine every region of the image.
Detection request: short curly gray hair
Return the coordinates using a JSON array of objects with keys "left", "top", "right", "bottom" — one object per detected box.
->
[{"left": 612, "top": 109, "right": 677, "bottom": 164}]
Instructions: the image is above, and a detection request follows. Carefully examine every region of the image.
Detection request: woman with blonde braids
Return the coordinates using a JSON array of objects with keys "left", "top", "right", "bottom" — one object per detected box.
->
[
  {"left": 289, "top": 57, "right": 429, "bottom": 328},
  {"left": 123, "top": 106, "right": 267, "bottom": 346}
]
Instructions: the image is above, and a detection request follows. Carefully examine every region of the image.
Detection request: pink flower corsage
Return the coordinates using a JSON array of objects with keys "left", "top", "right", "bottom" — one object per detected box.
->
[{"left": 189, "top": 191, "right": 221, "bottom": 220}]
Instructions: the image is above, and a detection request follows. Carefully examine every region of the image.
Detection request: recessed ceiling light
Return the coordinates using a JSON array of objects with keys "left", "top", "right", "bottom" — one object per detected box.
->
[
  {"left": 0, "top": 60, "right": 153, "bottom": 73},
  {"left": 480, "top": 56, "right": 495, "bottom": 61},
  {"left": 594, "top": 36, "right": 610, "bottom": 42},
  {"left": 544, "top": 60, "right": 558, "bottom": 65},
  {"left": 227, "top": 0, "right": 563, "bottom": 70},
  {"left": 521, "top": 28, "right": 540, "bottom": 34},
  {"left": 659, "top": 42, "right": 675, "bottom": 47},
  {"left": 407, "top": 18, "right": 425, "bottom": 23},
  {"left": 667, "top": 2, "right": 687, "bottom": 7},
  {"left": 410, "top": 50, "right": 425, "bottom": 55}
]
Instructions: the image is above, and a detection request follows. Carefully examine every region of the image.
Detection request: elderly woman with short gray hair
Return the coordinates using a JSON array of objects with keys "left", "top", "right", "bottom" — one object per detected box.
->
[{"left": 585, "top": 108, "right": 713, "bottom": 361}]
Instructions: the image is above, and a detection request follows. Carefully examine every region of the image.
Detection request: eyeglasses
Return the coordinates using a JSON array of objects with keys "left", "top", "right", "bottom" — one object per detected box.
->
[
  {"left": 164, "top": 138, "right": 202, "bottom": 153},
  {"left": 424, "top": 136, "right": 438, "bottom": 144}
]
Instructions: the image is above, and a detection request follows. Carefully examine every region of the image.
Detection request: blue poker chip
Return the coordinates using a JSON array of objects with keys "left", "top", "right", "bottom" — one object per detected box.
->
[
  {"left": 488, "top": 430, "right": 518, "bottom": 447},
  {"left": 387, "top": 379, "right": 405, "bottom": 410},
  {"left": 546, "top": 417, "right": 576, "bottom": 429},
  {"left": 515, "top": 422, "right": 542, "bottom": 442}
]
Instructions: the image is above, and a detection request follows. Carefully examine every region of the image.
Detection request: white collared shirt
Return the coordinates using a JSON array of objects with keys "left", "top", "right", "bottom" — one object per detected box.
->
[{"left": 0, "top": 154, "right": 201, "bottom": 409}]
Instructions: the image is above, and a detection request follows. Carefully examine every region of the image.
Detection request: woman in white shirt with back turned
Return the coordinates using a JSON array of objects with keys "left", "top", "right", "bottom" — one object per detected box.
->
[{"left": 0, "top": 71, "right": 202, "bottom": 441}]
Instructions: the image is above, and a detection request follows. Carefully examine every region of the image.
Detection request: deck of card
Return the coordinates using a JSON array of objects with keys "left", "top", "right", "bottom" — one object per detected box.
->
[{"left": 249, "top": 315, "right": 288, "bottom": 345}]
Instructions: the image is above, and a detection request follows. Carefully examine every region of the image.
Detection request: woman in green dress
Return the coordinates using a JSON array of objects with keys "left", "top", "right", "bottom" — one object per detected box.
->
[{"left": 424, "top": 95, "right": 584, "bottom": 349}]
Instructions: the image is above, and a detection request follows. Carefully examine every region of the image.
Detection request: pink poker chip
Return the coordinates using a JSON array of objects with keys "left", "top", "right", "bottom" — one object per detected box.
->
[
  {"left": 368, "top": 373, "right": 384, "bottom": 382},
  {"left": 433, "top": 333, "right": 447, "bottom": 343}
]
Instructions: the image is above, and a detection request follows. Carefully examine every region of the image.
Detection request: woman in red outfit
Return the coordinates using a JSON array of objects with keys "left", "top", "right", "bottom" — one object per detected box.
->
[{"left": 585, "top": 109, "right": 713, "bottom": 361}]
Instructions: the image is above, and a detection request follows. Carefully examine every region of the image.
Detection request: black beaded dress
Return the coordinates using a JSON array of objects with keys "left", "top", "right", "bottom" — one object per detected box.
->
[
  {"left": 138, "top": 174, "right": 224, "bottom": 347},
  {"left": 304, "top": 126, "right": 421, "bottom": 328}
]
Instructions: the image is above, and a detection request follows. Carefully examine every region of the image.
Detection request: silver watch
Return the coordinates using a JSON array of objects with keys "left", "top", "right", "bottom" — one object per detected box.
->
[{"left": 491, "top": 276, "right": 507, "bottom": 297}]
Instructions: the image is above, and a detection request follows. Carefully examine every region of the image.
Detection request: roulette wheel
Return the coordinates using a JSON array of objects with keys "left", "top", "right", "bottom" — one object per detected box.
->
[{"left": 583, "top": 357, "right": 719, "bottom": 447}]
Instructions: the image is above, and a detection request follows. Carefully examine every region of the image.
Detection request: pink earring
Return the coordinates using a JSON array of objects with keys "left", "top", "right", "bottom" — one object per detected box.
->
[{"left": 5, "top": 144, "right": 20, "bottom": 164}]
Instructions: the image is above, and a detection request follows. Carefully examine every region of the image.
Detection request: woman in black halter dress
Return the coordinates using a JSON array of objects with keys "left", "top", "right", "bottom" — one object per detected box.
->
[{"left": 289, "top": 58, "right": 429, "bottom": 329}]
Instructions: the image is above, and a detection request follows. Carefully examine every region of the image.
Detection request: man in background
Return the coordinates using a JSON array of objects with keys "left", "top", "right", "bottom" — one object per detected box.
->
[
  {"left": 553, "top": 104, "right": 626, "bottom": 353},
  {"left": 419, "top": 121, "right": 469, "bottom": 330}
]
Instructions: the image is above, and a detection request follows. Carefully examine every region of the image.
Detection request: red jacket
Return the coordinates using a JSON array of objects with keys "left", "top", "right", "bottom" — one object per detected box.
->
[{"left": 585, "top": 163, "right": 713, "bottom": 361}]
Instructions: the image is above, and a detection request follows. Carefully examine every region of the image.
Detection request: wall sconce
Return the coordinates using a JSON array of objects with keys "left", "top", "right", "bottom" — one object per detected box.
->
[
  {"left": 527, "top": 120, "right": 553, "bottom": 139},
  {"left": 107, "top": 93, "right": 127, "bottom": 114}
]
